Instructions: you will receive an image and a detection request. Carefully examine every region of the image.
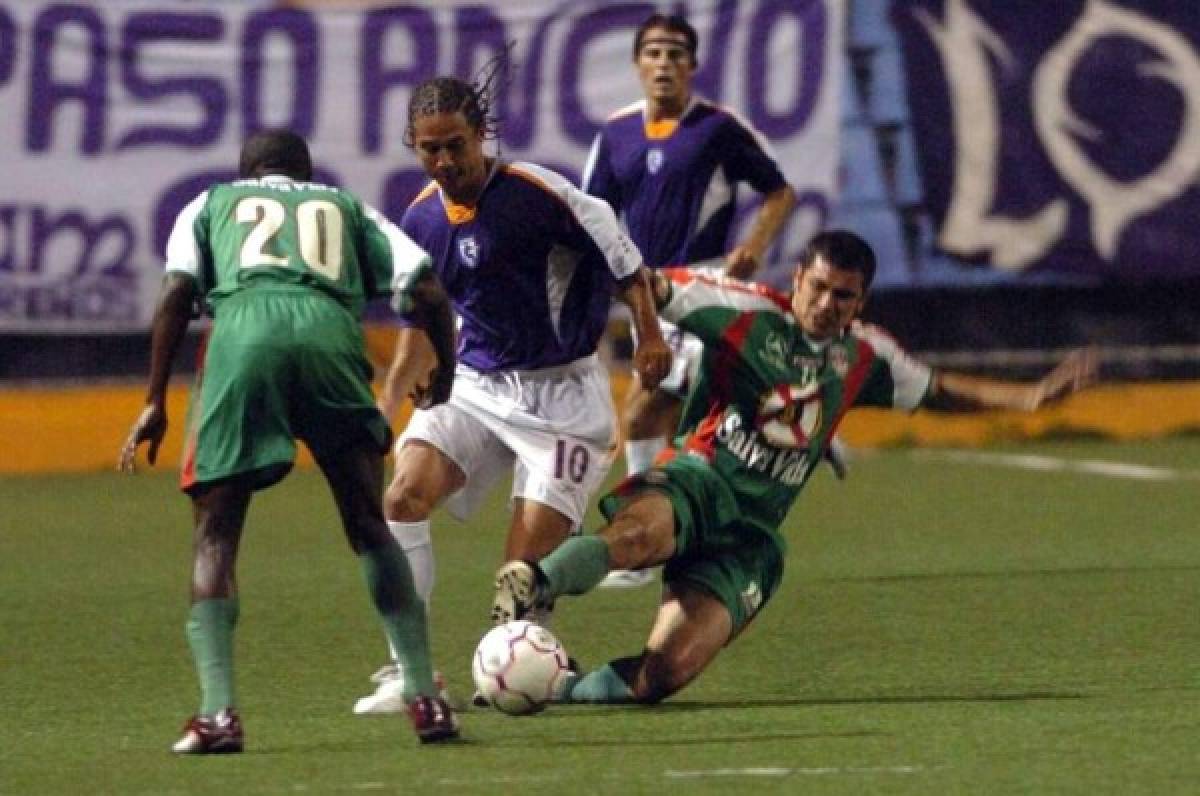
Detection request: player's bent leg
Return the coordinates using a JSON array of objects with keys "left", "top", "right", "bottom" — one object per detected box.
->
[
  {"left": 557, "top": 587, "right": 731, "bottom": 705},
  {"left": 632, "top": 584, "right": 733, "bottom": 703},
  {"left": 607, "top": 389, "right": 680, "bottom": 589},
  {"left": 314, "top": 442, "right": 448, "bottom": 729},
  {"left": 504, "top": 497, "right": 575, "bottom": 563},
  {"left": 383, "top": 440, "right": 465, "bottom": 523},
  {"left": 361, "top": 444, "right": 463, "bottom": 712}
]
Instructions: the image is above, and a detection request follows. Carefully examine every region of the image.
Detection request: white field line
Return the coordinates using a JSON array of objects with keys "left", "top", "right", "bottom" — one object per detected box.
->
[
  {"left": 412, "top": 768, "right": 926, "bottom": 792},
  {"left": 910, "top": 450, "right": 1200, "bottom": 482},
  {"left": 420, "top": 764, "right": 926, "bottom": 788},
  {"left": 664, "top": 765, "right": 925, "bottom": 778}
]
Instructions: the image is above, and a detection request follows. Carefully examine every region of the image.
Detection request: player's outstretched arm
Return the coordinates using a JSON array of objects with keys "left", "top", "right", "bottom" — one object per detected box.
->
[
  {"left": 924, "top": 348, "right": 1099, "bottom": 413},
  {"left": 380, "top": 275, "right": 457, "bottom": 419},
  {"left": 119, "top": 273, "right": 196, "bottom": 473},
  {"left": 724, "top": 184, "right": 796, "bottom": 279},
  {"left": 619, "top": 266, "right": 673, "bottom": 390}
]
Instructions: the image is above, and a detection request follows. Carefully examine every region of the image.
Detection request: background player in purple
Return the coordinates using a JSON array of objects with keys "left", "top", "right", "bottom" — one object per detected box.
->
[
  {"left": 353, "top": 74, "right": 672, "bottom": 714},
  {"left": 582, "top": 13, "right": 797, "bottom": 587},
  {"left": 492, "top": 230, "right": 1098, "bottom": 705}
]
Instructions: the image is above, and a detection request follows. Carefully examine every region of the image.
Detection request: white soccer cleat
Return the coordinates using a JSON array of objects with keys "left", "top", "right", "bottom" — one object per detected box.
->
[
  {"left": 491, "top": 560, "right": 545, "bottom": 624},
  {"left": 597, "top": 568, "right": 657, "bottom": 590},
  {"left": 353, "top": 663, "right": 450, "bottom": 715}
]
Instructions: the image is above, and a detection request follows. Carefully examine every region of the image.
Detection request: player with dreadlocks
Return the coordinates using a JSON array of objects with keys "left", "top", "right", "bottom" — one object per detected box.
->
[{"left": 353, "top": 67, "right": 672, "bottom": 714}]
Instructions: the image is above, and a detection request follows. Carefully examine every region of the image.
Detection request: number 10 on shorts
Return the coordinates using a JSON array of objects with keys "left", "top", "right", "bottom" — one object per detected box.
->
[{"left": 554, "top": 440, "right": 589, "bottom": 484}]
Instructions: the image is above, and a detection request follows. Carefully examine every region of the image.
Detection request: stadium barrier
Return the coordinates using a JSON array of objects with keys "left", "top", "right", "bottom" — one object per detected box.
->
[{"left": 3, "top": 375, "right": 1199, "bottom": 475}]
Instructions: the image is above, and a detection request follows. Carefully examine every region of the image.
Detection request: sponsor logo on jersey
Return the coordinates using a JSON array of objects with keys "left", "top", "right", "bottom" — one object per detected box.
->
[
  {"left": 716, "top": 409, "right": 814, "bottom": 486},
  {"left": 791, "top": 354, "right": 823, "bottom": 370},
  {"left": 647, "top": 148, "right": 664, "bottom": 174},
  {"left": 458, "top": 236, "right": 479, "bottom": 268}
]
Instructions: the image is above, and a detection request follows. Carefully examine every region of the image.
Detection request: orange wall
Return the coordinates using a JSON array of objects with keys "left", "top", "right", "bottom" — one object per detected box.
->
[{"left": 3, "top": 376, "right": 1199, "bottom": 475}]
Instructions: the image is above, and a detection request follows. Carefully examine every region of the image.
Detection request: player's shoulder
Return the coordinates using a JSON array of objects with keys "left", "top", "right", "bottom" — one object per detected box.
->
[
  {"left": 603, "top": 99, "right": 646, "bottom": 127},
  {"left": 502, "top": 161, "right": 576, "bottom": 198},
  {"left": 848, "top": 320, "right": 910, "bottom": 359},
  {"left": 403, "top": 181, "right": 442, "bottom": 216},
  {"left": 665, "top": 268, "right": 793, "bottom": 315},
  {"left": 693, "top": 97, "right": 770, "bottom": 139}
]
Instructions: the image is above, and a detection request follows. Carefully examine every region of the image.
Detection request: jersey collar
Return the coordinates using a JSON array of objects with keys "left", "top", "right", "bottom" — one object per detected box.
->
[{"left": 642, "top": 95, "right": 700, "bottom": 140}]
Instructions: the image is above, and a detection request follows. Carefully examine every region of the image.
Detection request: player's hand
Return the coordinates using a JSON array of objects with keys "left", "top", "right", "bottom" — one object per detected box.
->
[
  {"left": 724, "top": 246, "right": 760, "bottom": 280},
  {"left": 1028, "top": 347, "right": 1099, "bottom": 410},
  {"left": 118, "top": 403, "right": 167, "bottom": 474},
  {"left": 633, "top": 336, "right": 673, "bottom": 391}
]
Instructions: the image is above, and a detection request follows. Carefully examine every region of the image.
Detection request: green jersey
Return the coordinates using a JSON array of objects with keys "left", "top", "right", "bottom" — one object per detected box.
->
[
  {"left": 164, "top": 175, "right": 430, "bottom": 317},
  {"left": 659, "top": 270, "right": 933, "bottom": 539}
]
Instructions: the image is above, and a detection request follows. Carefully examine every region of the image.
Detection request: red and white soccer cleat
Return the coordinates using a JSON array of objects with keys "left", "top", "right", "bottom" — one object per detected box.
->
[
  {"left": 406, "top": 695, "right": 460, "bottom": 744},
  {"left": 171, "top": 708, "right": 244, "bottom": 754}
]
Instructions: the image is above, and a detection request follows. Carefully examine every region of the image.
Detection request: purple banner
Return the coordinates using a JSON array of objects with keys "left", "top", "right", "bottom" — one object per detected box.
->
[
  {"left": 0, "top": 0, "right": 843, "bottom": 331},
  {"left": 894, "top": 0, "right": 1200, "bottom": 280}
]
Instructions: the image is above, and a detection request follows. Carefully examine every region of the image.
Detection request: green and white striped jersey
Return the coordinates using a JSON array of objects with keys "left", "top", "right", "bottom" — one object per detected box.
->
[{"left": 659, "top": 269, "right": 934, "bottom": 537}]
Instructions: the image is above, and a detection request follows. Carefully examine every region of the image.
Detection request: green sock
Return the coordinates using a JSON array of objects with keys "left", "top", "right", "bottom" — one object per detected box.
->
[
  {"left": 559, "top": 662, "right": 636, "bottom": 704},
  {"left": 359, "top": 543, "right": 434, "bottom": 699},
  {"left": 186, "top": 598, "right": 239, "bottom": 715},
  {"left": 540, "top": 535, "right": 611, "bottom": 599}
]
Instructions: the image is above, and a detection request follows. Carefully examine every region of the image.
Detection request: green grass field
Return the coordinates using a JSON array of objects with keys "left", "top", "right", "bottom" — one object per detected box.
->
[{"left": 4, "top": 438, "right": 1199, "bottom": 794}]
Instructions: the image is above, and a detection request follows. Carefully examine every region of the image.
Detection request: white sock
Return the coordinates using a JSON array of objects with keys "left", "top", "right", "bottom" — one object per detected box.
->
[
  {"left": 385, "top": 519, "right": 434, "bottom": 662},
  {"left": 624, "top": 437, "right": 666, "bottom": 476}
]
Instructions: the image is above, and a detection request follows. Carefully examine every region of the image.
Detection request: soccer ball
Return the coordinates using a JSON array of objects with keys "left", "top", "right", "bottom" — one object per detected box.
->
[{"left": 471, "top": 620, "right": 571, "bottom": 715}]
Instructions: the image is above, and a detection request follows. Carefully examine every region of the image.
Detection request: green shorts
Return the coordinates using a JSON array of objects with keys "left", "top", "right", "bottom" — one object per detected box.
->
[
  {"left": 599, "top": 453, "right": 785, "bottom": 634},
  {"left": 181, "top": 289, "right": 391, "bottom": 494}
]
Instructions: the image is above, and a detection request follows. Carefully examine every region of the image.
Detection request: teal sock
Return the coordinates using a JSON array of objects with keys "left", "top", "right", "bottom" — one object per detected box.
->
[
  {"left": 559, "top": 662, "right": 636, "bottom": 704},
  {"left": 359, "top": 542, "right": 434, "bottom": 699},
  {"left": 540, "top": 535, "right": 611, "bottom": 599},
  {"left": 186, "top": 598, "right": 239, "bottom": 715}
]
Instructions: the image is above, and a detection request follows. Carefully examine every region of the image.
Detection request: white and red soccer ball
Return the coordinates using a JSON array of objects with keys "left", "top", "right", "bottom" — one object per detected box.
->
[{"left": 472, "top": 620, "right": 571, "bottom": 715}]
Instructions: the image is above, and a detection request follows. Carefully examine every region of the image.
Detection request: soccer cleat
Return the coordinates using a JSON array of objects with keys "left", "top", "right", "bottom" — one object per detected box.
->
[
  {"left": 597, "top": 568, "right": 657, "bottom": 590},
  {"left": 490, "top": 560, "right": 545, "bottom": 625},
  {"left": 171, "top": 708, "right": 244, "bottom": 755},
  {"left": 406, "top": 695, "right": 460, "bottom": 743},
  {"left": 354, "top": 664, "right": 451, "bottom": 715}
]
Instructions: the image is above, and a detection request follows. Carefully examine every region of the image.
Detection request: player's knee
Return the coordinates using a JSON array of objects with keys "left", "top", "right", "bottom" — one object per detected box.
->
[
  {"left": 383, "top": 477, "right": 436, "bottom": 521},
  {"left": 601, "top": 522, "right": 660, "bottom": 569}
]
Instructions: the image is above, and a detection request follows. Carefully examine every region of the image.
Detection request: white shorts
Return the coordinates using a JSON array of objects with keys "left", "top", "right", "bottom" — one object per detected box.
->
[{"left": 398, "top": 354, "right": 617, "bottom": 526}]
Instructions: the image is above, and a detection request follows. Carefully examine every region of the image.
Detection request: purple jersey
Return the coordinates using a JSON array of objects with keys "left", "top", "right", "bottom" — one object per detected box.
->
[
  {"left": 401, "top": 161, "right": 641, "bottom": 372},
  {"left": 582, "top": 97, "right": 788, "bottom": 267}
]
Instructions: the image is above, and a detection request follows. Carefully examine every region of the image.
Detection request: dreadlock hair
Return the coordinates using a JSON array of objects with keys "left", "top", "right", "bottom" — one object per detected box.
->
[
  {"left": 238, "top": 128, "right": 313, "bottom": 180},
  {"left": 403, "top": 50, "right": 510, "bottom": 148},
  {"left": 798, "top": 229, "right": 877, "bottom": 289}
]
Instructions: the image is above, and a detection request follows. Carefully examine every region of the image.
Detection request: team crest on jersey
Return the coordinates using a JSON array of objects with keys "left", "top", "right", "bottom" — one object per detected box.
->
[
  {"left": 646, "top": 147, "right": 664, "bottom": 174},
  {"left": 458, "top": 236, "right": 479, "bottom": 268},
  {"left": 762, "top": 332, "right": 788, "bottom": 371},
  {"left": 828, "top": 344, "right": 849, "bottom": 377},
  {"left": 756, "top": 383, "right": 823, "bottom": 449}
]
